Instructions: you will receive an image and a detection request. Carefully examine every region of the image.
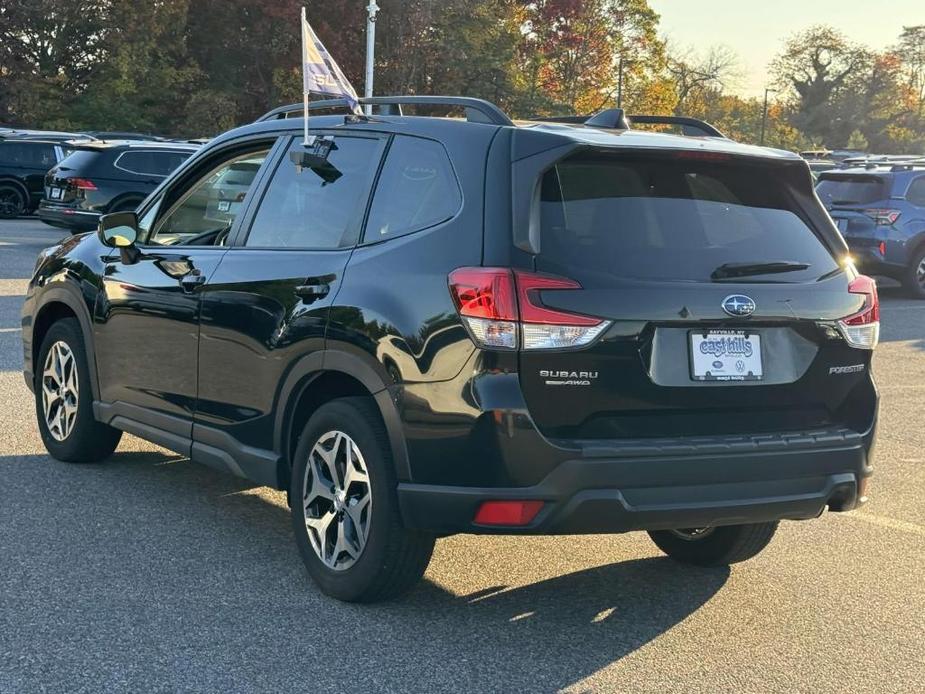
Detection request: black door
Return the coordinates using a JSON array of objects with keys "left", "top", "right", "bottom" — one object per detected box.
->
[
  {"left": 93, "top": 143, "right": 277, "bottom": 444},
  {"left": 194, "top": 133, "right": 387, "bottom": 482}
]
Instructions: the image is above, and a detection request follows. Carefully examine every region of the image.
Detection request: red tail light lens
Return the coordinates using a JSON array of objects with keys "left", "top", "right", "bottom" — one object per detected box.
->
[
  {"left": 863, "top": 209, "right": 900, "bottom": 226},
  {"left": 448, "top": 268, "right": 517, "bottom": 321},
  {"left": 837, "top": 274, "right": 880, "bottom": 349},
  {"left": 473, "top": 500, "right": 544, "bottom": 526},
  {"left": 71, "top": 178, "right": 97, "bottom": 191},
  {"left": 448, "top": 267, "right": 609, "bottom": 351}
]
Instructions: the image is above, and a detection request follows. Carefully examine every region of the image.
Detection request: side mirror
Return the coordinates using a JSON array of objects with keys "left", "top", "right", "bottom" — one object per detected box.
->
[{"left": 98, "top": 212, "right": 139, "bottom": 248}]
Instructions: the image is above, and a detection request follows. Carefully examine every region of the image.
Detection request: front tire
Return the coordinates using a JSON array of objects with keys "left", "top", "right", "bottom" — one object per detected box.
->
[
  {"left": 35, "top": 318, "right": 122, "bottom": 462},
  {"left": 903, "top": 246, "right": 925, "bottom": 299},
  {"left": 290, "top": 397, "right": 435, "bottom": 602},
  {"left": 648, "top": 522, "right": 778, "bottom": 566}
]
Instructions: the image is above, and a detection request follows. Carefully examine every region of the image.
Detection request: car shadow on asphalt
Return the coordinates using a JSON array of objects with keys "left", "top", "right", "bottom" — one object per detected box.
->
[{"left": 4, "top": 448, "right": 730, "bottom": 690}]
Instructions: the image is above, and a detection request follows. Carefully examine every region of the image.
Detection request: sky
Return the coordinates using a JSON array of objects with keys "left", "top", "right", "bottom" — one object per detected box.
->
[{"left": 648, "top": 0, "right": 924, "bottom": 98}]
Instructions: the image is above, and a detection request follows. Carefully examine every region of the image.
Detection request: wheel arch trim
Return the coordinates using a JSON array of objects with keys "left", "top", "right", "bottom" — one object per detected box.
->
[
  {"left": 32, "top": 285, "right": 100, "bottom": 401},
  {"left": 275, "top": 349, "right": 411, "bottom": 484}
]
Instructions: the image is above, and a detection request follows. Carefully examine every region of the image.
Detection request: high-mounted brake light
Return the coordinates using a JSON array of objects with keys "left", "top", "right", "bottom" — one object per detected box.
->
[
  {"left": 837, "top": 275, "right": 879, "bottom": 349},
  {"left": 448, "top": 268, "right": 609, "bottom": 351},
  {"left": 70, "top": 178, "right": 97, "bottom": 191}
]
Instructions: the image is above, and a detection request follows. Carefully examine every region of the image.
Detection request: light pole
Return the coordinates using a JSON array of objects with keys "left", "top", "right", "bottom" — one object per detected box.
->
[
  {"left": 364, "top": 1, "right": 379, "bottom": 116},
  {"left": 760, "top": 87, "right": 777, "bottom": 146}
]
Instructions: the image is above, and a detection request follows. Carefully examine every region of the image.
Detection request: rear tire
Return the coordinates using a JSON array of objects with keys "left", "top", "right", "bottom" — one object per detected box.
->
[
  {"left": 903, "top": 246, "right": 925, "bottom": 299},
  {"left": 35, "top": 318, "right": 122, "bottom": 462},
  {"left": 0, "top": 184, "right": 26, "bottom": 219},
  {"left": 648, "top": 521, "right": 778, "bottom": 566},
  {"left": 290, "top": 397, "right": 435, "bottom": 602}
]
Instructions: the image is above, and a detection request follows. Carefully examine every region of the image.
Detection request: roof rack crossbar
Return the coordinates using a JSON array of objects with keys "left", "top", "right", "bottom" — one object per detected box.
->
[{"left": 256, "top": 96, "right": 514, "bottom": 126}]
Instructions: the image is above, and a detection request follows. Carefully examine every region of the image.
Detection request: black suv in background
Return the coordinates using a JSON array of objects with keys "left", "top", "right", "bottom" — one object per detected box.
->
[
  {"left": 0, "top": 138, "right": 69, "bottom": 218},
  {"left": 22, "top": 96, "right": 878, "bottom": 603},
  {"left": 38, "top": 141, "right": 198, "bottom": 230}
]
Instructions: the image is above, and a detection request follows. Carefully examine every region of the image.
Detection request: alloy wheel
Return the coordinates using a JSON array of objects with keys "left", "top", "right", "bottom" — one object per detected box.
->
[
  {"left": 41, "top": 341, "right": 79, "bottom": 441},
  {"left": 916, "top": 256, "right": 925, "bottom": 288},
  {"left": 302, "top": 430, "right": 373, "bottom": 571},
  {"left": 0, "top": 189, "right": 24, "bottom": 218}
]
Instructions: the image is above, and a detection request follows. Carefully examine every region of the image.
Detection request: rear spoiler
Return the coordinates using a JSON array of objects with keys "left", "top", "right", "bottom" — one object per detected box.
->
[{"left": 532, "top": 109, "right": 726, "bottom": 138}]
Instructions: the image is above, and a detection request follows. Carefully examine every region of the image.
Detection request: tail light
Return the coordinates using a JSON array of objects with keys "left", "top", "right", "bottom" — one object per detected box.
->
[
  {"left": 448, "top": 268, "right": 609, "bottom": 350},
  {"left": 70, "top": 178, "right": 97, "bottom": 191},
  {"left": 863, "top": 209, "right": 900, "bottom": 226},
  {"left": 837, "top": 275, "right": 879, "bottom": 349}
]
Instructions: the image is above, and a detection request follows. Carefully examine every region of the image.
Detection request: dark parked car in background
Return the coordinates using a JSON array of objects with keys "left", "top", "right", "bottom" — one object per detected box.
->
[
  {"left": 817, "top": 160, "right": 925, "bottom": 297},
  {"left": 0, "top": 138, "right": 69, "bottom": 219},
  {"left": 38, "top": 141, "right": 198, "bottom": 230}
]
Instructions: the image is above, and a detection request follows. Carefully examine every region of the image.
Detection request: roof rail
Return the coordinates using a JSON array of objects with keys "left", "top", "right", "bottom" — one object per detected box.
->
[
  {"left": 255, "top": 96, "right": 514, "bottom": 126},
  {"left": 529, "top": 111, "right": 725, "bottom": 137}
]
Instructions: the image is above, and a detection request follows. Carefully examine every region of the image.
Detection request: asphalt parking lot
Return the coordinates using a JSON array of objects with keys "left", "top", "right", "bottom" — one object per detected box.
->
[{"left": 1, "top": 218, "right": 923, "bottom": 693}]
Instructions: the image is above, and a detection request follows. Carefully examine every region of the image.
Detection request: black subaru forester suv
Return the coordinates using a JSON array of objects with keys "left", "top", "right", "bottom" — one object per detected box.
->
[{"left": 22, "top": 96, "right": 879, "bottom": 602}]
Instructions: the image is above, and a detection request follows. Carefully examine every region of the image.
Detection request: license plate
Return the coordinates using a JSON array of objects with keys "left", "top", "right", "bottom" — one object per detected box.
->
[
  {"left": 836, "top": 218, "right": 848, "bottom": 233},
  {"left": 49, "top": 187, "right": 62, "bottom": 200},
  {"left": 217, "top": 200, "right": 231, "bottom": 212},
  {"left": 690, "top": 330, "right": 762, "bottom": 381}
]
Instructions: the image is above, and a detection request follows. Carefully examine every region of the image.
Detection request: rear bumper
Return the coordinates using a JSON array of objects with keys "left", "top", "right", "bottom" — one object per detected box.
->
[
  {"left": 398, "top": 430, "right": 873, "bottom": 534},
  {"left": 37, "top": 203, "right": 100, "bottom": 230}
]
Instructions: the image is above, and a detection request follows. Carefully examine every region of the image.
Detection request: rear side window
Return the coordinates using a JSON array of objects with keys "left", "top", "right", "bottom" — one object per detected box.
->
[
  {"left": 906, "top": 177, "right": 925, "bottom": 207},
  {"left": 0, "top": 142, "right": 55, "bottom": 167},
  {"left": 245, "top": 136, "right": 383, "bottom": 249},
  {"left": 816, "top": 174, "right": 889, "bottom": 206},
  {"left": 115, "top": 150, "right": 191, "bottom": 177},
  {"left": 538, "top": 153, "right": 838, "bottom": 283},
  {"left": 364, "top": 136, "right": 461, "bottom": 241}
]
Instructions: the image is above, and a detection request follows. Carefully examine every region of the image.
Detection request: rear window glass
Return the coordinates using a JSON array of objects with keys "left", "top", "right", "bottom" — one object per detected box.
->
[
  {"left": 538, "top": 154, "right": 838, "bottom": 283},
  {"left": 55, "top": 149, "right": 104, "bottom": 172},
  {"left": 816, "top": 175, "right": 888, "bottom": 206}
]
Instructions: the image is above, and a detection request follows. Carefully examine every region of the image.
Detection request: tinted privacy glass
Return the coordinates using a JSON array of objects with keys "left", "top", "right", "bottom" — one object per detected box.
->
[
  {"left": 538, "top": 154, "right": 838, "bottom": 283},
  {"left": 364, "top": 136, "right": 460, "bottom": 241},
  {"left": 905, "top": 177, "right": 925, "bottom": 206},
  {"left": 246, "top": 137, "right": 382, "bottom": 248},
  {"left": 148, "top": 149, "right": 270, "bottom": 245},
  {"left": 116, "top": 150, "right": 190, "bottom": 176},
  {"left": 816, "top": 175, "right": 889, "bottom": 206},
  {"left": 0, "top": 142, "right": 55, "bottom": 167}
]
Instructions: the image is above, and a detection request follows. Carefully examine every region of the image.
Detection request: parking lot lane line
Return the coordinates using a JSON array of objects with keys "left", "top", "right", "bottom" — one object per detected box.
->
[
  {"left": 0, "top": 327, "right": 21, "bottom": 333},
  {"left": 0, "top": 280, "right": 28, "bottom": 295},
  {"left": 842, "top": 511, "right": 925, "bottom": 537}
]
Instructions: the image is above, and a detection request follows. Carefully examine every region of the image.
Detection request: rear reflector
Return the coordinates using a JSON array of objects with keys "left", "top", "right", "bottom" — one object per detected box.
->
[
  {"left": 448, "top": 267, "right": 609, "bottom": 351},
  {"left": 473, "top": 500, "right": 544, "bottom": 526},
  {"left": 838, "top": 274, "right": 880, "bottom": 349}
]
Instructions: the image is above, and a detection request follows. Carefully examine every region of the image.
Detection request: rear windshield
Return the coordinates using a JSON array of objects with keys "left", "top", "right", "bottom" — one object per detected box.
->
[
  {"left": 54, "top": 149, "right": 105, "bottom": 173},
  {"left": 816, "top": 174, "right": 889, "bottom": 206},
  {"left": 538, "top": 153, "right": 838, "bottom": 283}
]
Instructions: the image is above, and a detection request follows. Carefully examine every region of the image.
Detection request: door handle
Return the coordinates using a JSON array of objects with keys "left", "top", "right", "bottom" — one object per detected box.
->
[
  {"left": 180, "top": 268, "right": 206, "bottom": 292},
  {"left": 295, "top": 283, "right": 331, "bottom": 303}
]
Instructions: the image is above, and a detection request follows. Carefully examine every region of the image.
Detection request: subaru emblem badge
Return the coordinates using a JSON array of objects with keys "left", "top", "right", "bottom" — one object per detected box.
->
[{"left": 722, "top": 294, "right": 756, "bottom": 317}]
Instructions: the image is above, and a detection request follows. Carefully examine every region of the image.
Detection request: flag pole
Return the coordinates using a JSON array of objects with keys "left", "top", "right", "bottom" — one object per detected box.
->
[{"left": 301, "top": 6, "right": 311, "bottom": 146}]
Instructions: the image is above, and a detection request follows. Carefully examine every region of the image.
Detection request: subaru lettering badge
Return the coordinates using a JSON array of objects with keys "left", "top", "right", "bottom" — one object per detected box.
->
[{"left": 721, "top": 294, "right": 756, "bottom": 317}]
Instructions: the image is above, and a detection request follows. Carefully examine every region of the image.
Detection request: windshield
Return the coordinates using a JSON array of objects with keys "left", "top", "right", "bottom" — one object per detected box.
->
[
  {"left": 816, "top": 175, "right": 889, "bottom": 206},
  {"left": 537, "top": 153, "right": 838, "bottom": 283}
]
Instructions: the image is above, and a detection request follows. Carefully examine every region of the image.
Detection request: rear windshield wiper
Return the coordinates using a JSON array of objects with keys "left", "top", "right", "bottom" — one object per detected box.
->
[
  {"left": 710, "top": 261, "right": 810, "bottom": 281},
  {"left": 830, "top": 199, "right": 859, "bottom": 206}
]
